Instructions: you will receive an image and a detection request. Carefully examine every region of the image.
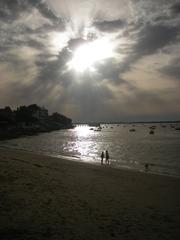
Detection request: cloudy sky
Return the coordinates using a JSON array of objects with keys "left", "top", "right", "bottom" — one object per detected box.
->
[{"left": 0, "top": 0, "right": 180, "bottom": 122}]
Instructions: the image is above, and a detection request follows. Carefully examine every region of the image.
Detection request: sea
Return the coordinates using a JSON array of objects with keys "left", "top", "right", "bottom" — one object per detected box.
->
[{"left": 1, "top": 123, "right": 180, "bottom": 177}]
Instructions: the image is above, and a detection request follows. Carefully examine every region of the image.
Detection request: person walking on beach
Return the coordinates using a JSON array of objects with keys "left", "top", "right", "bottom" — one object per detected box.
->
[
  {"left": 105, "top": 150, "right": 110, "bottom": 165},
  {"left": 101, "top": 151, "right": 104, "bottom": 165}
]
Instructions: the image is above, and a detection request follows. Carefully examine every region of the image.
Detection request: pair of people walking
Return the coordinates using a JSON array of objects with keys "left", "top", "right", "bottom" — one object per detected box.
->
[{"left": 101, "top": 150, "right": 110, "bottom": 165}]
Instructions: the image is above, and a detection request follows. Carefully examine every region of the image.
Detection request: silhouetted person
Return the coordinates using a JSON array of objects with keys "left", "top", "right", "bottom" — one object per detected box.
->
[
  {"left": 145, "top": 163, "right": 149, "bottom": 171},
  {"left": 105, "top": 150, "right": 110, "bottom": 165},
  {"left": 101, "top": 151, "right": 104, "bottom": 165}
]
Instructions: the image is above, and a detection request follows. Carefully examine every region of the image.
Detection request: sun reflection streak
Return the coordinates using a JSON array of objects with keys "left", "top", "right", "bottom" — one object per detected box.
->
[
  {"left": 73, "top": 125, "right": 94, "bottom": 158},
  {"left": 75, "top": 125, "right": 91, "bottom": 137}
]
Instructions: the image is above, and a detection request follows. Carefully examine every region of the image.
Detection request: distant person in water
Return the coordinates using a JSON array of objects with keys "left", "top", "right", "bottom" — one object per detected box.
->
[
  {"left": 101, "top": 151, "right": 104, "bottom": 165},
  {"left": 145, "top": 163, "right": 149, "bottom": 171},
  {"left": 105, "top": 150, "right": 110, "bottom": 165}
]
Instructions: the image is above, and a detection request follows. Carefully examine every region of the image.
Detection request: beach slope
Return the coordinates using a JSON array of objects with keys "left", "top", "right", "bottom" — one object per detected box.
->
[{"left": 0, "top": 148, "right": 180, "bottom": 239}]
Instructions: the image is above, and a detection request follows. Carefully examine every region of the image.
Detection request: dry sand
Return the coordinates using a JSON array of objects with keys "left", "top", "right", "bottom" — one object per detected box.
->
[{"left": 0, "top": 147, "right": 180, "bottom": 240}]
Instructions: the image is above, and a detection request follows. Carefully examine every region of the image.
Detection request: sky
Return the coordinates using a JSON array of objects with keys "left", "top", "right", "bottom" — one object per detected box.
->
[{"left": 0, "top": 0, "right": 180, "bottom": 122}]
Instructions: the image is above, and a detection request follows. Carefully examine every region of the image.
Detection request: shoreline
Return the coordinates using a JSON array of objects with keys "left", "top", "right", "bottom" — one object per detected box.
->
[
  {"left": 0, "top": 125, "right": 74, "bottom": 141},
  {"left": 0, "top": 144, "right": 180, "bottom": 179},
  {"left": 0, "top": 147, "right": 180, "bottom": 239}
]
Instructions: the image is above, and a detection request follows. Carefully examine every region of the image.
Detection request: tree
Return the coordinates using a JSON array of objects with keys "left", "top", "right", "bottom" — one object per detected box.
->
[
  {"left": 51, "top": 112, "right": 72, "bottom": 125},
  {"left": 15, "top": 105, "right": 38, "bottom": 123}
]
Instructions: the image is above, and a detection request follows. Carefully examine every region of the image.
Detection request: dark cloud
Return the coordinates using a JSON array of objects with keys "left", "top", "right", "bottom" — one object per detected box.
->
[
  {"left": 0, "top": 32, "right": 46, "bottom": 60},
  {"left": 114, "top": 23, "right": 180, "bottom": 78},
  {"left": 171, "top": 2, "right": 180, "bottom": 15},
  {"left": 37, "top": 1, "right": 60, "bottom": 23},
  {"left": 95, "top": 58, "right": 123, "bottom": 85},
  {"left": 37, "top": 50, "right": 72, "bottom": 86},
  {"left": 0, "top": 0, "right": 40, "bottom": 22},
  {"left": 160, "top": 58, "right": 180, "bottom": 81},
  {"left": 0, "top": 0, "right": 62, "bottom": 26},
  {"left": 25, "top": 38, "right": 46, "bottom": 49},
  {"left": 135, "top": 24, "right": 179, "bottom": 56},
  {"left": 0, "top": 1, "right": 65, "bottom": 59},
  {"left": 94, "top": 19, "right": 125, "bottom": 32},
  {"left": 67, "top": 38, "right": 88, "bottom": 51}
]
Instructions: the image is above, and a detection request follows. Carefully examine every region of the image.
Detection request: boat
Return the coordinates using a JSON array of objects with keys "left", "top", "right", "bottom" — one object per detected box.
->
[
  {"left": 94, "top": 126, "right": 102, "bottom": 132},
  {"left": 149, "top": 126, "right": 156, "bottom": 130},
  {"left": 129, "top": 129, "right": 136, "bottom": 132},
  {"left": 149, "top": 130, "right": 154, "bottom": 134}
]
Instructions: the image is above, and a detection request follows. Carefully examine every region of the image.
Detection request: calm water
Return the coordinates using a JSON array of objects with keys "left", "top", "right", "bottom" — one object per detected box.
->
[{"left": 1, "top": 123, "right": 180, "bottom": 176}]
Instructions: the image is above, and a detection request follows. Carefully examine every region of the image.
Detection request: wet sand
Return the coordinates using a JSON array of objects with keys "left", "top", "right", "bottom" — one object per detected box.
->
[{"left": 0, "top": 148, "right": 180, "bottom": 239}]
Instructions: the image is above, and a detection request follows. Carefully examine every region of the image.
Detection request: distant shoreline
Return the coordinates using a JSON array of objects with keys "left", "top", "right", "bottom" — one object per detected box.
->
[
  {"left": 0, "top": 125, "right": 74, "bottom": 141},
  {"left": 74, "top": 121, "right": 180, "bottom": 125}
]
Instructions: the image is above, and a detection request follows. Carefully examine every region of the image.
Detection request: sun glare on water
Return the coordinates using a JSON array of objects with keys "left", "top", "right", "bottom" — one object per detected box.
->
[
  {"left": 75, "top": 125, "right": 91, "bottom": 137},
  {"left": 68, "top": 38, "right": 114, "bottom": 72}
]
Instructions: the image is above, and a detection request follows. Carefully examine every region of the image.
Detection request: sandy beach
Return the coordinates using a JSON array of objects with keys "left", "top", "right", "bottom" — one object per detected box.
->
[{"left": 0, "top": 148, "right": 180, "bottom": 240}]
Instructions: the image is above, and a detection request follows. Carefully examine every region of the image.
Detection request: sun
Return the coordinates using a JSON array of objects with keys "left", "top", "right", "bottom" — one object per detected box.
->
[{"left": 68, "top": 37, "right": 114, "bottom": 72}]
